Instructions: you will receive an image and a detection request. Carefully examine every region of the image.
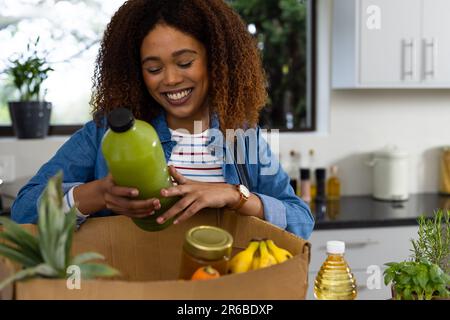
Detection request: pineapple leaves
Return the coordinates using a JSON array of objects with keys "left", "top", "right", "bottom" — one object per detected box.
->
[
  {"left": 0, "top": 171, "right": 120, "bottom": 289},
  {"left": 63, "top": 209, "right": 77, "bottom": 267},
  {"left": 0, "top": 243, "right": 39, "bottom": 268},
  {"left": 78, "top": 263, "right": 120, "bottom": 280},
  {"left": 71, "top": 252, "right": 105, "bottom": 266},
  {"left": 38, "top": 171, "right": 65, "bottom": 269},
  {"left": 0, "top": 263, "right": 57, "bottom": 291},
  {"left": 0, "top": 217, "right": 42, "bottom": 263}
]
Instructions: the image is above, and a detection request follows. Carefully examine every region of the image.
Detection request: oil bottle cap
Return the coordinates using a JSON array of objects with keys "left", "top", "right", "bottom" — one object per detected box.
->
[
  {"left": 326, "top": 241, "right": 345, "bottom": 254},
  {"left": 107, "top": 107, "right": 135, "bottom": 133},
  {"left": 330, "top": 165, "right": 338, "bottom": 176}
]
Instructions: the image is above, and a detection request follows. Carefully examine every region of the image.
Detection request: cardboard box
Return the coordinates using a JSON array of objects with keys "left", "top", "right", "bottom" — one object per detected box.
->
[{"left": 0, "top": 209, "right": 311, "bottom": 300}]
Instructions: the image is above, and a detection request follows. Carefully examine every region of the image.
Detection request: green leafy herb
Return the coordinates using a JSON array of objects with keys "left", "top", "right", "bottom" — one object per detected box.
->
[
  {"left": 384, "top": 260, "right": 450, "bottom": 300},
  {"left": 410, "top": 209, "right": 449, "bottom": 274},
  {"left": 3, "top": 37, "right": 53, "bottom": 102}
]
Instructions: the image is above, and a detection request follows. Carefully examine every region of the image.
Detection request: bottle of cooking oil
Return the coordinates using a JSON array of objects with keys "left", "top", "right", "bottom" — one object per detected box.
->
[
  {"left": 327, "top": 165, "right": 341, "bottom": 200},
  {"left": 314, "top": 241, "right": 357, "bottom": 300},
  {"left": 308, "top": 149, "right": 316, "bottom": 200}
]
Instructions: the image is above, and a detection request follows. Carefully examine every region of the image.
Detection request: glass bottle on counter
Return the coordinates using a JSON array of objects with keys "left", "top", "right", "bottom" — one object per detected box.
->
[
  {"left": 308, "top": 149, "right": 316, "bottom": 200},
  {"left": 326, "top": 199, "right": 341, "bottom": 220},
  {"left": 314, "top": 241, "right": 357, "bottom": 300},
  {"left": 327, "top": 165, "right": 341, "bottom": 200},
  {"left": 179, "top": 226, "right": 233, "bottom": 280},
  {"left": 299, "top": 168, "right": 311, "bottom": 203},
  {"left": 287, "top": 150, "right": 300, "bottom": 195},
  {"left": 315, "top": 168, "right": 327, "bottom": 202}
]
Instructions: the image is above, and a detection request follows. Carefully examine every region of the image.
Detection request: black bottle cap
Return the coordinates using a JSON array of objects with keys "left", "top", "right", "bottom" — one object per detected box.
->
[
  {"left": 107, "top": 107, "right": 135, "bottom": 133},
  {"left": 315, "top": 168, "right": 326, "bottom": 181},
  {"left": 300, "top": 168, "right": 310, "bottom": 180}
]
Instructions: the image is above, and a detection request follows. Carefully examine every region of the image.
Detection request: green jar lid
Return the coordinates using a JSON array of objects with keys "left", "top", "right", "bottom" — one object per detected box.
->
[{"left": 184, "top": 226, "right": 233, "bottom": 261}]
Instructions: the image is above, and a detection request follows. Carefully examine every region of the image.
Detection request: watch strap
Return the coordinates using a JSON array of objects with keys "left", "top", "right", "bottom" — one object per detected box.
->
[{"left": 230, "top": 184, "right": 248, "bottom": 210}]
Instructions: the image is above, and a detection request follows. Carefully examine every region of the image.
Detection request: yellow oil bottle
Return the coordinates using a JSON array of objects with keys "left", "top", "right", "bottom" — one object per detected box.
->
[
  {"left": 327, "top": 165, "right": 341, "bottom": 200},
  {"left": 314, "top": 241, "right": 357, "bottom": 300}
]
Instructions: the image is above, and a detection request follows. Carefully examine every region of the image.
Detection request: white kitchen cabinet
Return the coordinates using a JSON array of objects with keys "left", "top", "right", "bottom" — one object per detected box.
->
[
  {"left": 306, "top": 225, "right": 418, "bottom": 300},
  {"left": 421, "top": 0, "right": 450, "bottom": 85},
  {"left": 332, "top": 0, "right": 450, "bottom": 88}
]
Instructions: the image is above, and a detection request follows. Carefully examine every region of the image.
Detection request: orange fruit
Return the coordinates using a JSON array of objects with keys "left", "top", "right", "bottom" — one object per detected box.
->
[{"left": 191, "top": 266, "right": 220, "bottom": 280}]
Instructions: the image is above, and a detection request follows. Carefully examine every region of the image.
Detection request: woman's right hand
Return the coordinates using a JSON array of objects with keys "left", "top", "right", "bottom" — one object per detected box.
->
[{"left": 101, "top": 173, "right": 161, "bottom": 218}]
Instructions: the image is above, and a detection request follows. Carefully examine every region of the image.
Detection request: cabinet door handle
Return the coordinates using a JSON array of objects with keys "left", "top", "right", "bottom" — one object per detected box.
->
[
  {"left": 423, "top": 38, "right": 436, "bottom": 80},
  {"left": 401, "top": 39, "right": 415, "bottom": 80}
]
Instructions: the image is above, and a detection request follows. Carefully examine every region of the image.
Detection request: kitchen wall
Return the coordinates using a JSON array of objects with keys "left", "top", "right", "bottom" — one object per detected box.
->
[
  {"left": 1, "top": 0, "right": 449, "bottom": 197},
  {"left": 279, "top": 89, "right": 450, "bottom": 195},
  {"left": 276, "top": 0, "right": 450, "bottom": 196}
]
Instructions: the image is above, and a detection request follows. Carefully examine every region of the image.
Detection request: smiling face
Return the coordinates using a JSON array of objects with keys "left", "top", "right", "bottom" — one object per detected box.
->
[{"left": 140, "top": 24, "right": 210, "bottom": 131}]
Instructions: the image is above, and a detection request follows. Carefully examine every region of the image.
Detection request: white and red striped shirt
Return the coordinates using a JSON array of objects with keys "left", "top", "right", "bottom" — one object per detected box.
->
[{"left": 168, "top": 128, "right": 225, "bottom": 183}]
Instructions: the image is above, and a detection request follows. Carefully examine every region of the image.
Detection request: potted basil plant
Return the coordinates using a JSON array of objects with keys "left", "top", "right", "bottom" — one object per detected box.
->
[
  {"left": 3, "top": 37, "right": 53, "bottom": 139},
  {"left": 384, "top": 259, "right": 449, "bottom": 300},
  {"left": 384, "top": 209, "right": 450, "bottom": 300}
]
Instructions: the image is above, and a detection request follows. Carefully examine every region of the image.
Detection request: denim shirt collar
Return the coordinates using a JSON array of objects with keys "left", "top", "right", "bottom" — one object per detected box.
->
[
  {"left": 150, "top": 110, "right": 222, "bottom": 148},
  {"left": 150, "top": 111, "right": 172, "bottom": 143}
]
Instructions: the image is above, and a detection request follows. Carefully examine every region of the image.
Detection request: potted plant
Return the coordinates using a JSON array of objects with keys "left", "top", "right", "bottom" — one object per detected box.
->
[
  {"left": 384, "top": 259, "right": 449, "bottom": 300},
  {"left": 0, "top": 172, "right": 119, "bottom": 294},
  {"left": 410, "top": 209, "right": 449, "bottom": 274},
  {"left": 3, "top": 37, "right": 53, "bottom": 139},
  {"left": 384, "top": 209, "right": 450, "bottom": 300}
]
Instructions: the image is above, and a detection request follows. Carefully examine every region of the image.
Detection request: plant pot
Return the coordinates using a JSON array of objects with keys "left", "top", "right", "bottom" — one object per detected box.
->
[
  {"left": 391, "top": 285, "right": 450, "bottom": 300},
  {"left": 8, "top": 101, "right": 52, "bottom": 139}
]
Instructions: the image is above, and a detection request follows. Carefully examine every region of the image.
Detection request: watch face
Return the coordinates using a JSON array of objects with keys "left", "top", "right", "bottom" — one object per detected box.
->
[{"left": 239, "top": 185, "right": 250, "bottom": 198}]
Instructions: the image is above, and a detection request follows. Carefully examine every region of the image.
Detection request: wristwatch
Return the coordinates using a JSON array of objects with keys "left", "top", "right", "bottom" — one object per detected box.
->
[{"left": 230, "top": 184, "right": 250, "bottom": 210}]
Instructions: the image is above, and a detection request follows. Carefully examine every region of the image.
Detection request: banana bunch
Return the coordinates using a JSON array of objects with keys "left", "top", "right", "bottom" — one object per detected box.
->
[{"left": 228, "top": 239, "right": 293, "bottom": 274}]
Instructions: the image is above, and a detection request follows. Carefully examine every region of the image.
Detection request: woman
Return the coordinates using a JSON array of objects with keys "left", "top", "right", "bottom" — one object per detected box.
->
[{"left": 11, "top": 0, "right": 314, "bottom": 239}]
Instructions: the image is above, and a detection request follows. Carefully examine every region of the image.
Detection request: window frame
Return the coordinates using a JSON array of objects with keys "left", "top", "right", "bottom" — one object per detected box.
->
[
  {"left": 277, "top": 0, "right": 317, "bottom": 133},
  {"left": 0, "top": 0, "right": 316, "bottom": 137},
  {"left": 0, "top": 125, "right": 83, "bottom": 137}
]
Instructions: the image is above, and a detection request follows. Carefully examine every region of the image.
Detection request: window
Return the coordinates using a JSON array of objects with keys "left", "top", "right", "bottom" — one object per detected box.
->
[
  {"left": 0, "top": 0, "right": 124, "bottom": 135},
  {"left": 229, "top": 0, "right": 316, "bottom": 131},
  {"left": 0, "top": 0, "right": 316, "bottom": 136}
]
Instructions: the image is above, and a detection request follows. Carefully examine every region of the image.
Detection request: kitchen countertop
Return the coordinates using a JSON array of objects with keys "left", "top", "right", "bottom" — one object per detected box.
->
[
  {"left": 311, "top": 193, "right": 450, "bottom": 230},
  {"left": 2, "top": 179, "right": 449, "bottom": 231}
]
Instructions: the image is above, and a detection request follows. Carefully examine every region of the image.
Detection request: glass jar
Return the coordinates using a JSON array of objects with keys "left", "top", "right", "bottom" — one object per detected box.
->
[{"left": 178, "top": 226, "right": 233, "bottom": 280}]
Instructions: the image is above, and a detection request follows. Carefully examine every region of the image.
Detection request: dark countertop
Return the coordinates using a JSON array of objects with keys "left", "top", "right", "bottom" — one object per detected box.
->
[
  {"left": 2, "top": 180, "right": 449, "bottom": 230},
  {"left": 311, "top": 193, "right": 450, "bottom": 230}
]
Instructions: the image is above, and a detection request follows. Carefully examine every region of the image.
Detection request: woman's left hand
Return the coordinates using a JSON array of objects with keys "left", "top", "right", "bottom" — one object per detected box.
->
[{"left": 157, "top": 165, "right": 239, "bottom": 225}]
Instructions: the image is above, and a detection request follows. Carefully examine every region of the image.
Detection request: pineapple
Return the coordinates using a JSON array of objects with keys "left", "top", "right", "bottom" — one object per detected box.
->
[{"left": 0, "top": 171, "right": 119, "bottom": 290}]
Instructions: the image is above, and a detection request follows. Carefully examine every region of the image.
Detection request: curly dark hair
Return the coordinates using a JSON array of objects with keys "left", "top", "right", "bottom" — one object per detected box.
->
[{"left": 91, "top": 0, "right": 267, "bottom": 131}]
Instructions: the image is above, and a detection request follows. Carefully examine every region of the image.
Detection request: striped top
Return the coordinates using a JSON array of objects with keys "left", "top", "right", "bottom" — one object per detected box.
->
[{"left": 168, "top": 128, "right": 225, "bottom": 183}]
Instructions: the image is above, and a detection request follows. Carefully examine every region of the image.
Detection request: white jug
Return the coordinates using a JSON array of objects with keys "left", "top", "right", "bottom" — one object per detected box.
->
[{"left": 366, "top": 146, "right": 409, "bottom": 201}]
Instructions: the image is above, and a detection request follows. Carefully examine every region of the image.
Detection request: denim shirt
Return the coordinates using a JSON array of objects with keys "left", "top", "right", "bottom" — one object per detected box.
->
[{"left": 11, "top": 112, "right": 314, "bottom": 239}]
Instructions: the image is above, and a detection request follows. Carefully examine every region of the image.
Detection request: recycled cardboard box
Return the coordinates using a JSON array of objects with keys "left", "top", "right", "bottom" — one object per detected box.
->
[{"left": 0, "top": 209, "right": 311, "bottom": 300}]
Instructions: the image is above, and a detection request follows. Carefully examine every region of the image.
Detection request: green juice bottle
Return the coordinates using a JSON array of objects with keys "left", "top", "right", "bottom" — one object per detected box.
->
[{"left": 101, "top": 107, "right": 179, "bottom": 231}]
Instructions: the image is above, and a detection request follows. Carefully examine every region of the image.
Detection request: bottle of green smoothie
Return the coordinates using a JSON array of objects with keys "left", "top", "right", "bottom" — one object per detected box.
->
[{"left": 101, "top": 107, "right": 179, "bottom": 231}]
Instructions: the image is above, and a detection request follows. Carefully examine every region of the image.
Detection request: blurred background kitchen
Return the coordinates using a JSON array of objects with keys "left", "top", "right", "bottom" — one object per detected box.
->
[{"left": 0, "top": 0, "right": 449, "bottom": 300}]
